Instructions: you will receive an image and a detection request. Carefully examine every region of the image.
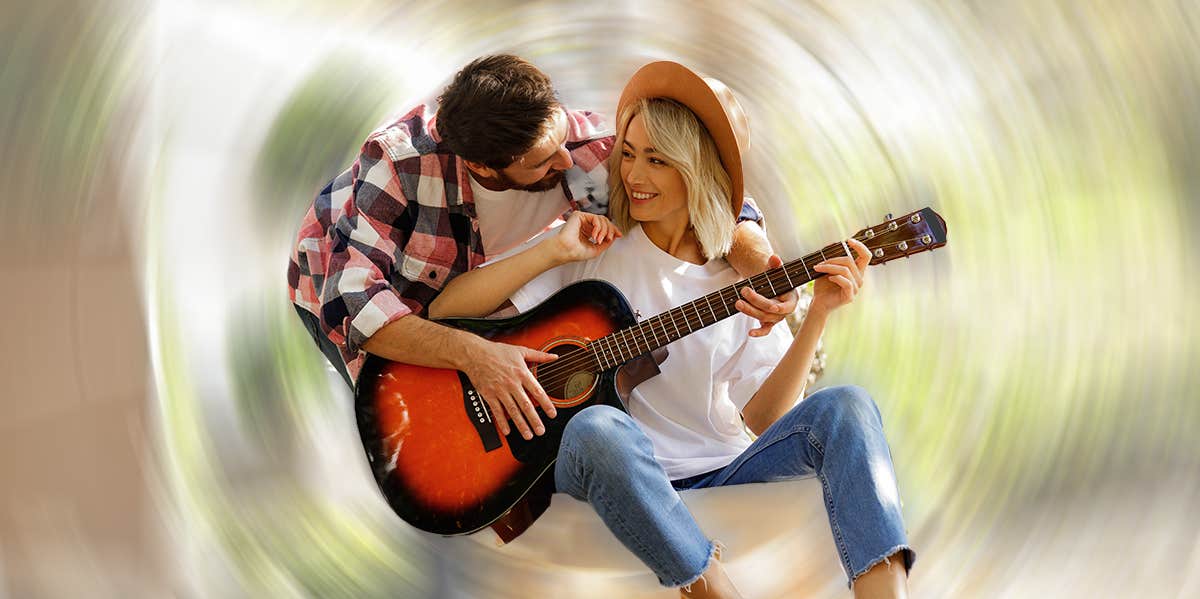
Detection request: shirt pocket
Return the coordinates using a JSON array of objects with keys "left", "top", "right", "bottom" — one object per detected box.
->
[{"left": 399, "top": 251, "right": 454, "bottom": 291}]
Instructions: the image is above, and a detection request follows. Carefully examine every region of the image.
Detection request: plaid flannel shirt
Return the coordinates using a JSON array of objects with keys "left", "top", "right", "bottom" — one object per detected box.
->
[
  {"left": 288, "top": 104, "right": 763, "bottom": 387},
  {"left": 287, "top": 105, "right": 614, "bottom": 385}
]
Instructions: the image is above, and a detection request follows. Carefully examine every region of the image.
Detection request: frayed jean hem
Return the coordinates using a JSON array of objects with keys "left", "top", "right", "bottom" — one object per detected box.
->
[
  {"left": 671, "top": 539, "right": 724, "bottom": 590},
  {"left": 848, "top": 544, "right": 916, "bottom": 589}
]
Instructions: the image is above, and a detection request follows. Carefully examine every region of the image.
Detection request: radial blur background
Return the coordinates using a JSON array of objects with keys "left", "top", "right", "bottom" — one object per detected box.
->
[{"left": 2, "top": 0, "right": 1198, "bottom": 597}]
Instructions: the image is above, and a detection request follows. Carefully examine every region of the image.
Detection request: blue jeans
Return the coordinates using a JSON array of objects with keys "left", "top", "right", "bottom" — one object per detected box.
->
[{"left": 553, "top": 385, "right": 915, "bottom": 588}]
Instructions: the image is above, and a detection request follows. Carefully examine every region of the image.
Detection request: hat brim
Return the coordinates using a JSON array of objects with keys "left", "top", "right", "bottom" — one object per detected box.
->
[{"left": 616, "top": 61, "right": 746, "bottom": 218}]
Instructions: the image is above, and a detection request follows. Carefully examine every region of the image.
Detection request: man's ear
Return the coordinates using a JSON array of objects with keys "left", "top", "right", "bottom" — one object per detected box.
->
[{"left": 463, "top": 159, "right": 497, "bottom": 179}]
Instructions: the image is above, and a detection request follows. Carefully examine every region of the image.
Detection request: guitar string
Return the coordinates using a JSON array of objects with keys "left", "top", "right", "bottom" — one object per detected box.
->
[
  {"left": 531, "top": 234, "right": 872, "bottom": 382},
  {"left": 533, "top": 233, "right": 930, "bottom": 388},
  {"left": 532, "top": 234, "right": 931, "bottom": 390},
  {"left": 532, "top": 233, "right": 928, "bottom": 388}
]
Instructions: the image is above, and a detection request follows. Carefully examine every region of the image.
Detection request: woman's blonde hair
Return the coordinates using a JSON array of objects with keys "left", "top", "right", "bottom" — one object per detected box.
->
[{"left": 607, "top": 97, "right": 736, "bottom": 260}]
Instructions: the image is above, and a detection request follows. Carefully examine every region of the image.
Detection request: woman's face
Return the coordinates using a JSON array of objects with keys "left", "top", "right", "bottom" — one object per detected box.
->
[{"left": 620, "top": 112, "right": 688, "bottom": 228}]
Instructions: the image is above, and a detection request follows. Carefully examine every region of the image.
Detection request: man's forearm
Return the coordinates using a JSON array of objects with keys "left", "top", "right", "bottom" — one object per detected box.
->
[
  {"left": 727, "top": 220, "right": 774, "bottom": 278},
  {"left": 361, "top": 314, "right": 481, "bottom": 371}
]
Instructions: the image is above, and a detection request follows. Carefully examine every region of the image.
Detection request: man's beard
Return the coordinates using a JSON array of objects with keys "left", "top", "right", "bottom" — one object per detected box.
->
[{"left": 490, "top": 168, "right": 565, "bottom": 192}]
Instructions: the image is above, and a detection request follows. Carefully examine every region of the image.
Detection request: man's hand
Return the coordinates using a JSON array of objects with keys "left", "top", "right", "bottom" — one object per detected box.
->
[
  {"left": 734, "top": 255, "right": 800, "bottom": 337},
  {"left": 461, "top": 339, "right": 560, "bottom": 440}
]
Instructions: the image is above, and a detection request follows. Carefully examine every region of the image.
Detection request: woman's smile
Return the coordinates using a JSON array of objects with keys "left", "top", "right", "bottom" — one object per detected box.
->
[{"left": 628, "top": 189, "right": 659, "bottom": 204}]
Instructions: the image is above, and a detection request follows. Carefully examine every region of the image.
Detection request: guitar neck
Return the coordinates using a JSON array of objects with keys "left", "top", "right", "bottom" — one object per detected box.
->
[
  {"left": 585, "top": 207, "right": 947, "bottom": 371},
  {"left": 586, "top": 242, "right": 842, "bottom": 370}
]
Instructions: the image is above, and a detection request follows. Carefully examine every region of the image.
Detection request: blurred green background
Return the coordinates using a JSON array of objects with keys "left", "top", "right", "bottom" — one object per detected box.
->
[{"left": 2, "top": 0, "right": 1197, "bottom": 597}]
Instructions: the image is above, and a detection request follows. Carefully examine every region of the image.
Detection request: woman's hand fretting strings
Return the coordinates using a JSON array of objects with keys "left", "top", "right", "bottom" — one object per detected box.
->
[{"left": 809, "top": 237, "right": 872, "bottom": 317}]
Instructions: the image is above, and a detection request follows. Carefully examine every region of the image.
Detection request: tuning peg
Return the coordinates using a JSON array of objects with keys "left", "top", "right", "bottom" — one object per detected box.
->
[{"left": 885, "top": 213, "right": 893, "bottom": 220}]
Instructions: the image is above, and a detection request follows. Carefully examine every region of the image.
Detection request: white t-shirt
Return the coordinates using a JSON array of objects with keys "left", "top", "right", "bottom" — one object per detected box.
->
[
  {"left": 506, "top": 224, "right": 794, "bottom": 479},
  {"left": 470, "top": 176, "right": 571, "bottom": 258}
]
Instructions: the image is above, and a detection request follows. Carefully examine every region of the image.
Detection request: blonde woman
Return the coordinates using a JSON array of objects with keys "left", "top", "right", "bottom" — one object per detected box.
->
[{"left": 430, "top": 62, "right": 914, "bottom": 598}]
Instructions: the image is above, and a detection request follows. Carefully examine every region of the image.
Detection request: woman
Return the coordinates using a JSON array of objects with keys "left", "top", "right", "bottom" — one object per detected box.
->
[{"left": 429, "top": 61, "right": 915, "bottom": 598}]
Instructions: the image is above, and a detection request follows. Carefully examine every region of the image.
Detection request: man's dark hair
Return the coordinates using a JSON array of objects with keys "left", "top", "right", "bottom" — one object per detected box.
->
[{"left": 436, "top": 55, "right": 561, "bottom": 170}]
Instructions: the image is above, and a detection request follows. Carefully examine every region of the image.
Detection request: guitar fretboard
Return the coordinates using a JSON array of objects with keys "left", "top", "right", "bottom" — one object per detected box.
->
[{"left": 585, "top": 240, "right": 856, "bottom": 370}]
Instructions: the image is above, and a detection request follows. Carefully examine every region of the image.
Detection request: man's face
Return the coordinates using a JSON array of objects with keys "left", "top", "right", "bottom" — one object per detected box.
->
[{"left": 474, "top": 109, "right": 573, "bottom": 192}]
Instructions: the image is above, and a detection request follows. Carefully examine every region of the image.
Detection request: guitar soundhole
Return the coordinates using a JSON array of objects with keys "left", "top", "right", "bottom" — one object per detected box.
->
[{"left": 541, "top": 342, "right": 597, "bottom": 403}]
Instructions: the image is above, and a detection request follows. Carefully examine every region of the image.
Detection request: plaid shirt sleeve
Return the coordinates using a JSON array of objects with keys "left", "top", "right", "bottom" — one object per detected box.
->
[
  {"left": 318, "top": 139, "right": 420, "bottom": 356},
  {"left": 561, "top": 110, "right": 614, "bottom": 216}
]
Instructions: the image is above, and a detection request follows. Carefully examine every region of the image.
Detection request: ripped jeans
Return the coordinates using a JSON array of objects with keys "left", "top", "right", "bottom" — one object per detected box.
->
[{"left": 553, "top": 385, "right": 916, "bottom": 589}]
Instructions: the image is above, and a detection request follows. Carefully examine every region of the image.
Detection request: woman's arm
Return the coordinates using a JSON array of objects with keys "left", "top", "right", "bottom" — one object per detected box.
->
[
  {"left": 741, "top": 308, "right": 828, "bottom": 435},
  {"left": 740, "top": 238, "right": 872, "bottom": 435},
  {"left": 428, "top": 212, "right": 621, "bottom": 319}
]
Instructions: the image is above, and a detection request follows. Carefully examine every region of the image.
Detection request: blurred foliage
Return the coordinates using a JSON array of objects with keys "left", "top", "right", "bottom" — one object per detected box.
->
[
  {"left": 131, "top": 0, "right": 1200, "bottom": 596},
  {"left": 254, "top": 52, "right": 396, "bottom": 229},
  {"left": 156, "top": 267, "right": 430, "bottom": 596},
  {"left": 0, "top": 0, "right": 144, "bottom": 242},
  {"left": 213, "top": 492, "right": 428, "bottom": 598},
  {"left": 227, "top": 292, "right": 329, "bottom": 462},
  {"left": 737, "top": 3, "right": 1200, "bottom": 583}
]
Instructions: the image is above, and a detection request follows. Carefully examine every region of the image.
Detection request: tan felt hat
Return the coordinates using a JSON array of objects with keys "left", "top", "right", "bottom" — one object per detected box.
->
[{"left": 616, "top": 61, "right": 749, "bottom": 216}]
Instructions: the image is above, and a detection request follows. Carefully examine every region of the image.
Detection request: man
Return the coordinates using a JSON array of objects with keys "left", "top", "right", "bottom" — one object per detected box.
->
[{"left": 287, "top": 54, "right": 796, "bottom": 441}]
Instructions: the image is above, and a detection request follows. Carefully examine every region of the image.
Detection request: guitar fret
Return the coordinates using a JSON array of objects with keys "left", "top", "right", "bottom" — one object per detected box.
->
[
  {"left": 670, "top": 311, "right": 682, "bottom": 340},
  {"left": 648, "top": 320, "right": 660, "bottom": 348},
  {"left": 704, "top": 295, "right": 717, "bottom": 322},
  {"left": 782, "top": 266, "right": 794, "bottom": 289},
  {"left": 801, "top": 258, "right": 811, "bottom": 279},
  {"left": 765, "top": 275, "right": 777, "bottom": 296},
  {"left": 590, "top": 341, "right": 604, "bottom": 370},
  {"left": 601, "top": 336, "right": 615, "bottom": 368}
]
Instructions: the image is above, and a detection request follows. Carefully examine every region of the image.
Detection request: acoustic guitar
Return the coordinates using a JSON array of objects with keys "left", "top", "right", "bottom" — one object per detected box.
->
[{"left": 355, "top": 207, "right": 947, "bottom": 542}]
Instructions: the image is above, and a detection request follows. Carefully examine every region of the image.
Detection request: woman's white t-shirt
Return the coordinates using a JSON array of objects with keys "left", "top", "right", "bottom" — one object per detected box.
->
[{"left": 505, "top": 224, "right": 794, "bottom": 480}]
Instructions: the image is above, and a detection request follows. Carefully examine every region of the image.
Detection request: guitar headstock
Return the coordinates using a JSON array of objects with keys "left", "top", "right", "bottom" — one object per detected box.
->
[{"left": 853, "top": 207, "right": 948, "bottom": 265}]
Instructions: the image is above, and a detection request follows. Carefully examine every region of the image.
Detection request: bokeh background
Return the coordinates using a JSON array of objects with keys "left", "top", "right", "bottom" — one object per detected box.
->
[{"left": 2, "top": 0, "right": 1198, "bottom": 596}]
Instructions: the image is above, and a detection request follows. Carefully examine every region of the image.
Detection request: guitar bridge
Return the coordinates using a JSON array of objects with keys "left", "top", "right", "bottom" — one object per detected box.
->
[{"left": 459, "top": 372, "right": 503, "bottom": 453}]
